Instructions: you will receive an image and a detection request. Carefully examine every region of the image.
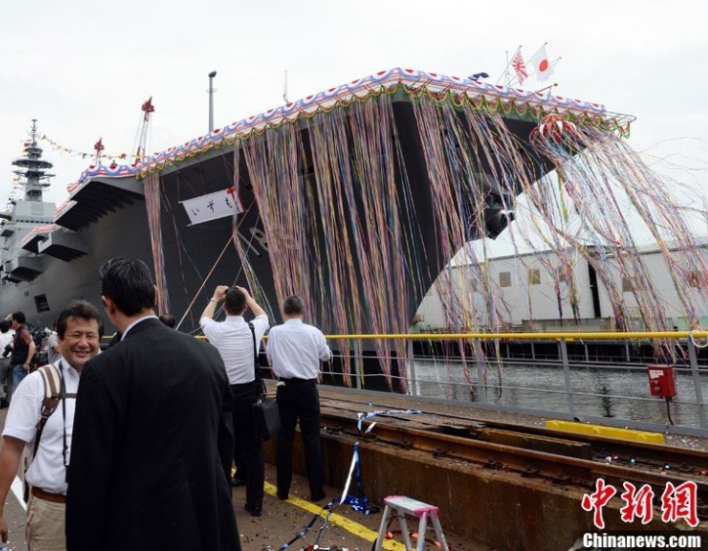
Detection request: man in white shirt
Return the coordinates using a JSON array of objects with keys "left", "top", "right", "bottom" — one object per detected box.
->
[
  {"left": 266, "top": 295, "right": 331, "bottom": 502},
  {"left": 0, "top": 300, "right": 103, "bottom": 550},
  {"left": 200, "top": 284, "right": 269, "bottom": 516}
]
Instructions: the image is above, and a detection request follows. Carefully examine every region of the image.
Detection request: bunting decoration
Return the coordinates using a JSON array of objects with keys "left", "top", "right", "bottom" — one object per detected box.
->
[{"left": 40, "top": 134, "right": 131, "bottom": 164}]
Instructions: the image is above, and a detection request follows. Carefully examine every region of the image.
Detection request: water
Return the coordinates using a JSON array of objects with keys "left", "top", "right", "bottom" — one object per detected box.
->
[{"left": 408, "top": 358, "right": 708, "bottom": 428}]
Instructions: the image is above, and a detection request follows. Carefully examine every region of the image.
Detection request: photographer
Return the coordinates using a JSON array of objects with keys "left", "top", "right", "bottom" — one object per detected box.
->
[
  {"left": 0, "top": 321, "right": 13, "bottom": 407},
  {"left": 8, "top": 312, "right": 34, "bottom": 394}
]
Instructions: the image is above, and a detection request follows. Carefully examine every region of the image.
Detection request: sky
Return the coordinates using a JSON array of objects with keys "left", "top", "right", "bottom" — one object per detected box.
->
[{"left": 1, "top": 0, "right": 706, "bottom": 238}]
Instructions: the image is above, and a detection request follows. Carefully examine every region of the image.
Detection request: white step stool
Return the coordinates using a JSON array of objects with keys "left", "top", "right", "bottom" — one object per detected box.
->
[{"left": 374, "top": 495, "right": 450, "bottom": 551}]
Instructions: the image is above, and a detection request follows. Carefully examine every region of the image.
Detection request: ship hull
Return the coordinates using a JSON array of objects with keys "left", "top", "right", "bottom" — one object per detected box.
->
[{"left": 1, "top": 69, "right": 614, "bottom": 347}]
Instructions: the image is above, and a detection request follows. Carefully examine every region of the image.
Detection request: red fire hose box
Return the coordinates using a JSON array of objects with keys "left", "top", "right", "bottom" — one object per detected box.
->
[{"left": 647, "top": 364, "right": 677, "bottom": 398}]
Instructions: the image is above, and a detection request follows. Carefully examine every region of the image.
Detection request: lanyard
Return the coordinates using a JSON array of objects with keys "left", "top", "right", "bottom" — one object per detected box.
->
[{"left": 56, "top": 360, "right": 70, "bottom": 482}]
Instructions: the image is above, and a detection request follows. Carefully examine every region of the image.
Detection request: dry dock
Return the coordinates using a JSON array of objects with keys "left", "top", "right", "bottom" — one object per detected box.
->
[
  {"left": 263, "top": 385, "right": 708, "bottom": 551},
  {"left": 2, "top": 386, "right": 706, "bottom": 550}
]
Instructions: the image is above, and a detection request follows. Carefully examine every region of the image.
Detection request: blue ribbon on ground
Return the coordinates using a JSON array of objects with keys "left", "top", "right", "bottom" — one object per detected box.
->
[{"left": 279, "top": 409, "right": 422, "bottom": 549}]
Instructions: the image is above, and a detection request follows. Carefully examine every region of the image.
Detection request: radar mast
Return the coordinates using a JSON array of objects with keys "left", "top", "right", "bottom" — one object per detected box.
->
[{"left": 12, "top": 119, "right": 54, "bottom": 202}]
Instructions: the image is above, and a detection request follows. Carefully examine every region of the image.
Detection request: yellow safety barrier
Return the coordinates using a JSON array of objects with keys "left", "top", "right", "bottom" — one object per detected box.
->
[{"left": 546, "top": 420, "right": 665, "bottom": 444}]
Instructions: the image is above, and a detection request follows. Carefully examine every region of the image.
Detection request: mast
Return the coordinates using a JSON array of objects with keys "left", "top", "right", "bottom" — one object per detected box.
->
[
  {"left": 208, "top": 71, "right": 217, "bottom": 133},
  {"left": 135, "top": 98, "right": 155, "bottom": 164},
  {"left": 12, "top": 119, "right": 54, "bottom": 202}
]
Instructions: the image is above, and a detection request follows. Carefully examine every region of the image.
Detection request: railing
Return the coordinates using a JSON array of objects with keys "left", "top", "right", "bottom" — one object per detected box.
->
[
  {"left": 105, "top": 330, "right": 708, "bottom": 436},
  {"left": 315, "top": 331, "right": 708, "bottom": 437}
]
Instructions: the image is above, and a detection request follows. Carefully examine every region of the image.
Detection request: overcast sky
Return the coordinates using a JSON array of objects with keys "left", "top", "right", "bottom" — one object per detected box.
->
[{"left": 1, "top": 0, "right": 706, "bottom": 223}]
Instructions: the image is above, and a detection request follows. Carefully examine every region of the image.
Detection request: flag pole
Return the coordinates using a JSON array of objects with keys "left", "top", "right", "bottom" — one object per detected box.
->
[
  {"left": 527, "top": 41, "right": 548, "bottom": 64},
  {"left": 283, "top": 70, "right": 289, "bottom": 103},
  {"left": 533, "top": 82, "right": 558, "bottom": 96},
  {"left": 496, "top": 45, "right": 521, "bottom": 86}
]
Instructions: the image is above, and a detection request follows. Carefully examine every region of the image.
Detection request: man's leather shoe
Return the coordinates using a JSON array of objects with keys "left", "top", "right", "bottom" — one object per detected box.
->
[
  {"left": 309, "top": 492, "right": 326, "bottom": 502},
  {"left": 244, "top": 503, "right": 262, "bottom": 517},
  {"left": 277, "top": 491, "right": 289, "bottom": 500}
]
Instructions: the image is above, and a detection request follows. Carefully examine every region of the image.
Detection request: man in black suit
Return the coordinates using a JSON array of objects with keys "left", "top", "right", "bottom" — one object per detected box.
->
[{"left": 66, "top": 258, "right": 240, "bottom": 551}]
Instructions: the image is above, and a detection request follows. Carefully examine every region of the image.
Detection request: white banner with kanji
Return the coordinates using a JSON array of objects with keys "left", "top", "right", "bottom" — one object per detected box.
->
[{"left": 180, "top": 187, "right": 243, "bottom": 225}]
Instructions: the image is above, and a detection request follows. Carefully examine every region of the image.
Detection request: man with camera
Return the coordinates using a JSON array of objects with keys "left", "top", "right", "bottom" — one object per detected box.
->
[
  {"left": 0, "top": 321, "right": 14, "bottom": 407},
  {"left": 201, "top": 285, "right": 269, "bottom": 517},
  {"left": 7, "top": 312, "right": 34, "bottom": 396}
]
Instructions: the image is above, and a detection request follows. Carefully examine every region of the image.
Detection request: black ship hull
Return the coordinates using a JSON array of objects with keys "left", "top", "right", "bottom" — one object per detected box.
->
[{"left": 1, "top": 69, "right": 624, "bottom": 349}]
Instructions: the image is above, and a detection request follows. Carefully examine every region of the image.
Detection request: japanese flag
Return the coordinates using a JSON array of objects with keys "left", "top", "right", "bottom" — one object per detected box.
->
[{"left": 529, "top": 45, "right": 554, "bottom": 81}]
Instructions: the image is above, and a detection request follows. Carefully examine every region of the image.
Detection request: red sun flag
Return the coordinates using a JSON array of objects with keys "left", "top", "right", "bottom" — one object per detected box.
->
[
  {"left": 511, "top": 50, "right": 528, "bottom": 85},
  {"left": 529, "top": 45, "right": 554, "bottom": 82}
]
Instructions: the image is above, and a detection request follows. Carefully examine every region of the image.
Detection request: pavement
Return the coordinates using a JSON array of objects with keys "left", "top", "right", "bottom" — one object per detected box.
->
[
  {"left": 3, "top": 382, "right": 706, "bottom": 549},
  {"left": 0, "top": 405, "right": 484, "bottom": 551},
  {"left": 232, "top": 462, "right": 489, "bottom": 550}
]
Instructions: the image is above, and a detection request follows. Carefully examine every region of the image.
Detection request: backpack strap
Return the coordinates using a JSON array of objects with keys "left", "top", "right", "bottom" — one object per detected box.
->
[
  {"left": 24, "top": 362, "right": 75, "bottom": 502},
  {"left": 32, "top": 363, "right": 76, "bottom": 459}
]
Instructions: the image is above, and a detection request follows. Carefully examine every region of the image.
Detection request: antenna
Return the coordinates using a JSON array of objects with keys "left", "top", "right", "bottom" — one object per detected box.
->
[
  {"left": 30, "top": 119, "right": 39, "bottom": 146},
  {"left": 283, "top": 70, "right": 289, "bottom": 103},
  {"left": 208, "top": 71, "right": 217, "bottom": 133}
]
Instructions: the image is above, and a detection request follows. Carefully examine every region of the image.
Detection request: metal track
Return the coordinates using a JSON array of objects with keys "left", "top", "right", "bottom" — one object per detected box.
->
[{"left": 320, "top": 398, "right": 708, "bottom": 516}]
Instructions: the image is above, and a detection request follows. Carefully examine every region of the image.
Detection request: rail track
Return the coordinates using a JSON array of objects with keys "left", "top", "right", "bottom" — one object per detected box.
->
[{"left": 319, "top": 396, "right": 708, "bottom": 518}]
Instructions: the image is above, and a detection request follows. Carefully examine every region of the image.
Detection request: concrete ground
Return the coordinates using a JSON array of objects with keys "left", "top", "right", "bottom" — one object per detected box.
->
[
  {"left": 5, "top": 384, "right": 701, "bottom": 549},
  {"left": 233, "top": 462, "right": 485, "bottom": 550},
  {"left": 0, "top": 405, "right": 484, "bottom": 551}
]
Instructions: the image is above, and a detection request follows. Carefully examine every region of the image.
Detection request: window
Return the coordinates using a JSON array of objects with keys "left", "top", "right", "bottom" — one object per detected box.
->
[
  {"left": 499, "top": 271, "right": 511, "bottom": 288},
  {"left": 34, "top": 294, "right": 50, "bottom": 313},
  {"left": 622, "top": 277, "right": 633, "bottom": 293},
  {"left": 528, "top": 269, "right": 541, "bottom": 285},
  {"left": 470, "top": 279, "right": 478, "bottom": 292}
]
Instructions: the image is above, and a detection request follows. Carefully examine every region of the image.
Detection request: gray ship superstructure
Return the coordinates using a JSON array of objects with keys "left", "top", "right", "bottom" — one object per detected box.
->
[
  {"left": 1, "top": 121, "right": 58, "bottom": 314},
  {"left": 0, "top": 121, "right": 153, "bottom": 326}
]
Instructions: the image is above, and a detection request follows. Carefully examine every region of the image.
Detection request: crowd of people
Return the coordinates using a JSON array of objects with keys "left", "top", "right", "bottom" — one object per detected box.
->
[{"left": 0, "top": 257, "right": 331, "bottom": 551}]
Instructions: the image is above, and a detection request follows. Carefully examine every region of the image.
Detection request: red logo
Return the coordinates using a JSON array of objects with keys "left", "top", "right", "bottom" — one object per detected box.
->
[
  {"left": 581, "top": 479, "right": 617, "bottom": 530},
  {"left": 582, "top": 479, "right": 699, "bottom": 529}
]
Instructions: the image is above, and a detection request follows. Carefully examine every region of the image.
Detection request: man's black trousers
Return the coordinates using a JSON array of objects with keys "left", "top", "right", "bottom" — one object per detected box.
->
[
  {"left": 276, "top": 379, "right": 324, "bottom": 499},
  {"left": 231, "top": 380, "right": 264, "bottom": 509}
]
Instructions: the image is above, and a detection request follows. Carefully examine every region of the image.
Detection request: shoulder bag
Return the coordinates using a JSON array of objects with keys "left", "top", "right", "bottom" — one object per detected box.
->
[{"left": 249, "top": 323, "right": 280, "bottom": 441}]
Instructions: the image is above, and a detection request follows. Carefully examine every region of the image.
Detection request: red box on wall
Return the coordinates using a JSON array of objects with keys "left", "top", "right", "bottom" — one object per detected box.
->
[{"left": 647, "top": 365, "right": 677, "bottom": 398}]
